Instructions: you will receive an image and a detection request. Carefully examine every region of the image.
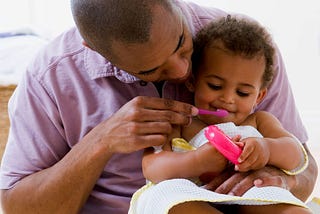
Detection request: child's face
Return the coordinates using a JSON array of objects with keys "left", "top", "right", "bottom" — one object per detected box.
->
[{"left": 193, "top": 47, "right": 267, "bottom": 125}]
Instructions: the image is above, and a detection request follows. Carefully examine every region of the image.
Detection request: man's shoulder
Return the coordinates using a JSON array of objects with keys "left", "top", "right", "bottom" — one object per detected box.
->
[
  {"left": 42, "top": 27, "right": 86, "bottom": 63},
  {"left": 27, "top": 27, "right": 104, "bottom": 81}
]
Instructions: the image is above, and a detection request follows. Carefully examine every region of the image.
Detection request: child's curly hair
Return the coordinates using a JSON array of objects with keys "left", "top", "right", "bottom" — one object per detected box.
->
[{"left": 192, "top": 15, "right": 275, "bottom": 88}]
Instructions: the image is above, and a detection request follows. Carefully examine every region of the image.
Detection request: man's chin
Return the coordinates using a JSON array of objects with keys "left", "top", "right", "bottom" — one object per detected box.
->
[
  {"left": 168, "top": 78, "right": 188, "bottom": 84},
  {"left": 168, "top": 73, "right": 192, "bottom": 84}
]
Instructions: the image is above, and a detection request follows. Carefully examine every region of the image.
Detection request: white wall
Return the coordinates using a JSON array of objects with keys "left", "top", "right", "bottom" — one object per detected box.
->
[{"left": 0, "top": 0, "right": 74, "bottom": 38}]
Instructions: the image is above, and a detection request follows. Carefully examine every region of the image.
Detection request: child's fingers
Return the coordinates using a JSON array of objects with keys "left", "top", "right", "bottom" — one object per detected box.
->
[
  {"left": 238, "top": 144, "right": 252, "bottom": 163},
  {"left": 234, "top": 140, "right": 244, "bottom": 148},
  {"left": 231, "top": 135, "right": 242, "bottom": 142}
]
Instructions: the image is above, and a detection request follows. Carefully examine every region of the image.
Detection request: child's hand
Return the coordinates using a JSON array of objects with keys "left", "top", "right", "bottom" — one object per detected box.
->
[
  {"left": 231, "top": 135, "right": 242, "bottom": 142},
  {"left": 234, "top": 137, "right": 270, "bottom": 172},
  {"left": 232, "top": 135, "right": 244, "bottom": 148}
]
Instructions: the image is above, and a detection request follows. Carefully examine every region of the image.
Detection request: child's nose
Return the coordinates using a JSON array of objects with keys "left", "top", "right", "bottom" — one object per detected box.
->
[{"left": 220, "top": 91, "right": 235, "bottom": 104}]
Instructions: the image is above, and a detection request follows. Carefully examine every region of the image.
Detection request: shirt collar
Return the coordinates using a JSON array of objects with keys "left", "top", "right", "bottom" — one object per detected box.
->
[{"left": 84, "top": 47, "right": 140, "bottom": 83}]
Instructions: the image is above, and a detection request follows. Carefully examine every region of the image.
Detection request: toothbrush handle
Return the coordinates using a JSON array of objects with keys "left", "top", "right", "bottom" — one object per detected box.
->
[{"left": 204, "top": 125, "right": 242, "bottom": 164}]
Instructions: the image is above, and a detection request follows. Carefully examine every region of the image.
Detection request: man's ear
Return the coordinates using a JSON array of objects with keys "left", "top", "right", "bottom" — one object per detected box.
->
[
  {"left": 185, "top": 75, "right": 195, "bottom": 92},
  {"left": 256, "top": 88, "right": 267, "bottom": 105}
]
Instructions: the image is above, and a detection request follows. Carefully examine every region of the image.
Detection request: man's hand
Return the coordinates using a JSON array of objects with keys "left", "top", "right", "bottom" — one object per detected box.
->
[
  {"left": 87, "top": 96, "right": 197, "bottom": 154},
  {"left": 204, "top": 147, "right": 317, "bottom": 201},
  {"left": 204, "top": 166, "right": 293, "bottom": 196}
]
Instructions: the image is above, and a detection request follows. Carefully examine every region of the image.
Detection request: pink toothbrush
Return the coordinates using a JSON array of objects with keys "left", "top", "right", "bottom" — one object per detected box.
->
[
  {"left": 197, "top": 108, "right": 228, "bottom": 117},
  {"left": 204, "top": 125, "right": 242, "bottom": 164}
]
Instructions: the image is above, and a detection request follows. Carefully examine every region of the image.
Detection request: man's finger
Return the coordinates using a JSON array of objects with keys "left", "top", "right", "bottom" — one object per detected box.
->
[{"left": 131, "top": 96, "right": 197, "bottom": 116}]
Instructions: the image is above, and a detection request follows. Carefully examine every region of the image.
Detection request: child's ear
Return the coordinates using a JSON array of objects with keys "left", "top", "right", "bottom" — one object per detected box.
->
[
  {"left": 256, "top": 88, "right": 267, "bottom": 105},
  {"left": 185, "top": 75, "right": 195, "bottom": 92}
]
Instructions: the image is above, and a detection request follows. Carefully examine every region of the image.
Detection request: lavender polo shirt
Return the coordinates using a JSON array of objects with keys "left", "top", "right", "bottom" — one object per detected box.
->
[{"left": 0, "top": 1, "right": 308, "bottom": 213}]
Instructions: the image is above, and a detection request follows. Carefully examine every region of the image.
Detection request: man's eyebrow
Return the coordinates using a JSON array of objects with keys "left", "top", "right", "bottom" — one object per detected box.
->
[
  {"left": 173, "top": 30, "right": 184, "bottom": 53},
  {"left": 138, "top": 66, "right": 158, "bottom": 75},
  {"left": 138, "top": 30, "right": 184, "bottom": 75}
]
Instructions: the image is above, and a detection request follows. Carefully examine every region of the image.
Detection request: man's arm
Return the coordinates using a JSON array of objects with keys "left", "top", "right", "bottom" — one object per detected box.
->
[
  {"left": 0, "top": 96, "right": 197, "bottom": 213},
  {"left": 1, "top": 134, "right": 112, "bottom": 214},
  {"left": 285, "top": 144, "right": 318, "bottom": 201},
  {"left": 204, "top": 144, "right": 318, "bottom": 201}
]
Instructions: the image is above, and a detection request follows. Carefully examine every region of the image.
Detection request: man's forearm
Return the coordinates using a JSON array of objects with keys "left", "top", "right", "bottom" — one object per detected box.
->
[
  {"left": 291, "top": 144, "right": 318, "bottom": 201},
  {"left": 0, "top": 138, "right": 112, "bottom": 214}
]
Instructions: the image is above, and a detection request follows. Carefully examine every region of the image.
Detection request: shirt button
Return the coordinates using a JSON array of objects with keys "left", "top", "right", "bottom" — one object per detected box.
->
[{"left": 139, "top": 81, "right": 148, "bottom": 86}]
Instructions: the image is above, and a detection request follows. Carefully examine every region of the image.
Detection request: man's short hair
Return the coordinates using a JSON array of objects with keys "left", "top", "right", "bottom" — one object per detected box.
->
[{"left": 71, "top": 0, "right": 174, "bottom": 60}]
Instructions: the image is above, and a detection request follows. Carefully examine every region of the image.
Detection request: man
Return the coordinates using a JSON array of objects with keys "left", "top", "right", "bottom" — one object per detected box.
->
[{"left": 0, "top": 0, "right": 317, "bottom": 213}]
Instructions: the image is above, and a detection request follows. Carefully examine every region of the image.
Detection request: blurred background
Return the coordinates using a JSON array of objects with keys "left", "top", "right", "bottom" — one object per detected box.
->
[{"left": 0, "top": 0, "right": 319, "bottom": 200}]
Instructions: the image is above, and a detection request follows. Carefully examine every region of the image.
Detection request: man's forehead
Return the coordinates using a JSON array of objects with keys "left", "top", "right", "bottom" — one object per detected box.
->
[
  {"left": 111, "top": 8, "right": 183, "bottom": 73},
  {"left": 136, "top": 15, "right": 185, "bottom": 75}
]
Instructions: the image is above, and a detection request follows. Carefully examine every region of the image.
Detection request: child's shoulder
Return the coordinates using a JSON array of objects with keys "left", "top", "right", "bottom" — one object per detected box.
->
[
  {"left": 253, "top": 110, "right": 277, "bottom": 120},
  {"left": 242, "top": 111, "right": 276, "bottom": 126},
  {"left": 253, "top": 110, "right": 273, "bottom": 117}
]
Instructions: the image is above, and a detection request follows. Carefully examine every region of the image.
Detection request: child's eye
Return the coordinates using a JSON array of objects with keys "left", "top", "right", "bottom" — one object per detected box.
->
[
  {"left": 208, "top": 83, "right": 222, "bottom": 90},
  {"left": 237, "top": 91, "right": 249, "bottom": 97}
]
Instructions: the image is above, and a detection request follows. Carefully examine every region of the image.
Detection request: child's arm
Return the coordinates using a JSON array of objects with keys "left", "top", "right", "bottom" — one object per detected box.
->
[
  {"left": 142, "top": 145, "right": 227, "bottom": 183},
  {"left": 142, "top": 120, "right": 228, "bottom": 184},
  {"left": 236, "top": 111, "right": 307, "bottom": 174}
]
